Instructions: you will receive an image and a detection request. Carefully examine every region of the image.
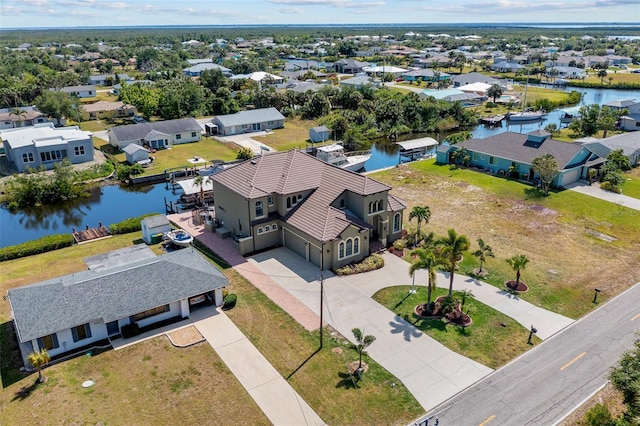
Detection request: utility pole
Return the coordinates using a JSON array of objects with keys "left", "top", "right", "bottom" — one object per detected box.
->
[{"left": 320, "top": 242, "right": 324, "bottom": 349}]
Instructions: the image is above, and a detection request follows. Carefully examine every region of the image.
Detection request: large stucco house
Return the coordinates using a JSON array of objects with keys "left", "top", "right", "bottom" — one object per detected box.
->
[
  {"left": 8, "top": 247, "right": 228, "bottom": 367},
  {"left": 211, "top": 150, "right": 406, "bottom": 270},
  {"left": 0, "top": 123, "right": 94, "bottom": 172},
  {"left": 436, "top": 131, "right": 601, "bottom": 187}
]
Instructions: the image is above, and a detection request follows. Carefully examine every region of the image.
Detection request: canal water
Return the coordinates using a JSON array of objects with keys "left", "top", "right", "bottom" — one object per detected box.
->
[{"left": 1, "top": 86, "right": 637, "bottom": 248}]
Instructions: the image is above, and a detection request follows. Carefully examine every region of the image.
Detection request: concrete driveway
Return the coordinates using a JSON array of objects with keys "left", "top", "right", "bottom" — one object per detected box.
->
[
  {"left": 565, "top": 181, "right": 640, "bottom": 211},
  {"left": 248, "top": 248, "right": 493, "bottom": 411},
  {"left": 214, "top": 132, "right": 275, "bottom": 155}
]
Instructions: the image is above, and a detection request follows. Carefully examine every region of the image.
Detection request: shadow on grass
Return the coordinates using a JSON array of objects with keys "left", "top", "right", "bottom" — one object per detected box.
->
[
  {"left": 335, "top": 371, "right": 360, "bottom": 389},
  {"left": 393, "top": 292, "right": 412, "bottom": 310},
  {"left": 412, "top": 317, "right": 448, "bottom": 332},
  {"left": 1, "top": 321, "right": 26, "bottom": 389},
  {"left": 11, "top": 378, "right": 40, "bottom": 401},
  {"left": 523, "top": 187, "right": 546, "bottom": 199},
  {"left": 285, "top": 347, "right": 321, "bottom": 380}
]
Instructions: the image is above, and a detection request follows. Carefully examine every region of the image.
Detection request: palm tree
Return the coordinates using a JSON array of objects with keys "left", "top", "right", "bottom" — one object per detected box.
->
[
  {"left": 28, "top": 349, "right": 51, "bottom": 383},
  {"left": 408, "top": 205, "right": 431, "bottom": 247},
  {"left": 192, "top": 175, "right": 212, "bottom": 205},
  {"left": 459, "top": 289, "right": 475, "bottom": 311},
  {"left": 507, "top": 254, "right": 530, "bottom": 289},
  {"left": 351, "top": 328, "right": 376, "bottom": 370},
  {"left": 9, "top": 107, "right": 27, "bottom": 125},
  {"left": 472, "top": 238, "right": 494, "bottom": 275},
  {"left": 437, "top": 229, "right": 471, "bottom": 296},
  {"left": 409, "top": 248, "right": 445, "bottom": 314}
]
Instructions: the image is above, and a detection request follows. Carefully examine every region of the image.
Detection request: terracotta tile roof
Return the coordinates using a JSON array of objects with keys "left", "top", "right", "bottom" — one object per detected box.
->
[
  {"left": 387, "top": 193, "right": 407, "bottom": 212},
  {"left": 213, "top": 150, "right": 396, "bottom": 241}
]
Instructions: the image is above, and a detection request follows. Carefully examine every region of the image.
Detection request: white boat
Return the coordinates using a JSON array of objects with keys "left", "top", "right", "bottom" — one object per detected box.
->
[
  {"left": 508, "top": 110, "right": 546, "bottom": 121},
  {"left": 164, "top": 229, "right": 193, "bottom": 247},
  {"left": 312, "top": 143, "right": 371, "bottom": 172}
]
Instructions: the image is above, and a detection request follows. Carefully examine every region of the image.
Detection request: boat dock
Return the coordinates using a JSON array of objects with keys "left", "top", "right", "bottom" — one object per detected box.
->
[
  {"left": 479, "top": 114, "right": 506, "bottom": 126},
  {"left": 72, "top": 225, "right": 112, "bottom": 244}
]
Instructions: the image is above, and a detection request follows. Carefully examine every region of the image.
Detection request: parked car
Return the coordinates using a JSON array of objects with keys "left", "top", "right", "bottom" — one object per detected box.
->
[{"left": 132, "top": 115, "right": 146, "bottom": 123}]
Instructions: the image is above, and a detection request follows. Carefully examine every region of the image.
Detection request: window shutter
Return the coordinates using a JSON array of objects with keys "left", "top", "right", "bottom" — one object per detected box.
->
[
  {"left": 53, "top": 333, "right": 59, "bottom": 349},
  {"left": 85, "top": 324, "right": 92, "bottom": 339}
]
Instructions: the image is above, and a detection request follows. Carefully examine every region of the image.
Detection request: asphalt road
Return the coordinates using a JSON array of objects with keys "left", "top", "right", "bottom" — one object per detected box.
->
[{"left": 413, "top": 282, "right": 640, "bottom": 426}]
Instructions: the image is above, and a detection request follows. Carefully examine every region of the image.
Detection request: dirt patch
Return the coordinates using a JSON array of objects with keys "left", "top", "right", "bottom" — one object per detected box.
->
[
  {"left": 585, "top": 228, "right": 618, "bottom": 242},
  {"left": 166, "top": 326, "right": 205, "bottom": 347}
]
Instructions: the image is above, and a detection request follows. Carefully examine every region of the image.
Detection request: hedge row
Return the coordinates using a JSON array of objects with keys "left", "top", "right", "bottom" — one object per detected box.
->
[
  {"left": 335, "top": 253, "right": 385, "bottom": 276},
  {"left": 109, "top": 213, "right": 158, "bottom": 234},
  {"left": 0, "top": 233, "right": 75, "bottom": 261}
]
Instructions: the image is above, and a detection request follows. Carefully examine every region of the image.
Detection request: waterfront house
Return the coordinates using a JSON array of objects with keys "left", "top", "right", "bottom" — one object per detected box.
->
[
  {"left": 141, "top": 215, "right": 171, "bottom": 244},
  {"left": 210, "top": 107, "right": 284, "bottom": 136},
  {"left": 436, "top": 131, "right": 601, "bottom": 187},
  {"left": 108, "top": 118, "right": 202, "bottom": 150},
  {"left": 210, "top": 149, "right": 406, "bottom": 270},
  {"left": 583, "top": 132, "right": 640, "bottom": 167},
  {"left": 8, "top": 247, "right": 227, "bottom": 367},
  {"left": 0, "top": 123, "right": 94, "bottom": 172}
]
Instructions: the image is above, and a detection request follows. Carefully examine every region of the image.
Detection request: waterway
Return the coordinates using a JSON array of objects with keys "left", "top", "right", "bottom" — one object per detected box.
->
[{"left": 1, "top": 86, "right": 637, "bottom": 248}]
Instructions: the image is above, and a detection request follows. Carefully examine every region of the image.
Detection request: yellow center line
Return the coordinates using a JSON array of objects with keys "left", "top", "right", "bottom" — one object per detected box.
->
[
  {"left": 632, "top": 313, "right": 640, "bottom": 321},
  {"left": 479, "top": 414, "right": 496, "bottom": 426},
  {"left": 561, "top": 352, "right": 586, "bottom": 371}
]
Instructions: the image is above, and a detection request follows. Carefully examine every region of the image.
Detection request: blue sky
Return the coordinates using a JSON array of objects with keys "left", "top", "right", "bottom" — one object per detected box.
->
[{"left": 1, "top": 0, "right": 638, "bottom": 28}]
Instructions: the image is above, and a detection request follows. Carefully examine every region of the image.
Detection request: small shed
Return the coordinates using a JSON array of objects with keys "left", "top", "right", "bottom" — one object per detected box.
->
[
  {"left": 309, "top": 126, "right": 330, "bottom": 143},
  {"left": 141, "top": 215, "right": 171, "bottom": 244},
  {"left": 123, "top": 144, "right": 149, "bottom": 164}
]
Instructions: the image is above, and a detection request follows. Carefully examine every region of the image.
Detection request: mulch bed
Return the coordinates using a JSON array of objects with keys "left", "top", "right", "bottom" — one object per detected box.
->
[
  {"left": 414, "top": 296, "right": 473, "bottom": 327},
  {"left": 505, "top": 280, "right": 529, "bottom": 293}
]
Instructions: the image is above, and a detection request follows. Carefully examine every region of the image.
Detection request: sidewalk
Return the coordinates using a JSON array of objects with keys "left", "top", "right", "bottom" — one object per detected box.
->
[
  {"left": 190, "top": 307, "right": 325, "bottom": 426},
  {"left": 565, "top": 181, "right": 640, "bottom": 211}
]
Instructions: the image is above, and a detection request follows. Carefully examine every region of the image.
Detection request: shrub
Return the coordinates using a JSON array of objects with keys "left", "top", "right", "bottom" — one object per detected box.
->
[
  {"left": 109, "top": 213, "right": 158, "bottom": 234},
  {"left": 336, "top": 254, "right": 384, "bottom": 276},
  {"left": 582, "top": 403, "right": 615, "bottom": 426},
  {"left": 392, "top": 239, "right": 406, "bottom": 251},
  {"left": 223, "top": 293, "right": 237, "bottom": 309},
  {"left": 0, "top": 233, "right": 75, "bottom": 261},
  {"left": 600, "top": 181, "right": 622, "bottom": 194}
]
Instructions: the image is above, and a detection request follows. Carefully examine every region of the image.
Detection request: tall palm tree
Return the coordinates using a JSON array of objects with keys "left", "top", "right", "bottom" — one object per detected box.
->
[
  {"left": 507, "top": 254, "right": 530, "bottom": 289},
  {"left": 192, "top": 175, "right": 212, "bottom": 205},
  {"left": 351, "top": 328, "right": 376, "bottom": 370},
  {"left": 437, "top": 229, "right": 470, "bottom": 297},
  {"left": 408, "top": 205, "right": 431, "bottom": 247},
  {"left": 28, "top": 349, "right": 51, "bottom": 383},
  {"left": 472, "top": 238, "right": 494, "bottom": 274},
  {"left": 409, "top": 248, "right": 445, "bottom": 314}
]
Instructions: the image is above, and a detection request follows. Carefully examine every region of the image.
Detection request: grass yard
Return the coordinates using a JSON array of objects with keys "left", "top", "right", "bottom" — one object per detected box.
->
[
  {"left": 0, "top": 336, "right": 269, "bottom": 425},
  {"left": 373, "top": 159, "right": 640, "bottom": 319},
  {"left": 621, "top": 168, "right": 640, "bottom": 199},
  {"left": 372, "top": 286, "right": 538, "bottom": 369},
  {"left": 513, "top": 85, "right": 576, "bottom": 104},
  {"left": 257, "top": 117, "right": 319, "bottom": 151},
  {"left": 78, "top": 120, "right": 108, "bottom": 133}
]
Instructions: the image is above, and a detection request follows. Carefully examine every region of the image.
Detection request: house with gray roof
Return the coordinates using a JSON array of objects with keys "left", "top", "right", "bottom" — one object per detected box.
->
[
  {"left": 183, "top": 62, "right": 233, "bottom": 77},
  {"left": 0, "top": 123, "right": 94, "bottom": 172},
  {"left": 210, "top": 107, "right": 284, "bottom": 136},
  {"left": 8, "top": 247, "right": 228, "bottom": 366},
  {"left": 331, "top": 59, "right": 370, "bottom": 74},
  {"left": 55, "top": 85, "right": 96, "bottom": 98},
  {"left": 436, "top": 131, "right": 601, "bottom": 187},
  {"left": 583, "top": 132, "right": 640, "bottom": 167},
  {"left": 0, "top": 106, "right": 50, "bottom": 130},
  {"left": 108, "top": 118, "right": 202, "bottom": 150},
  {"left": 450, "top": 72, "right": 501, "bottom": 88},
  {"left": 211, "top": 150, "right": 406, "bottom": 270}
]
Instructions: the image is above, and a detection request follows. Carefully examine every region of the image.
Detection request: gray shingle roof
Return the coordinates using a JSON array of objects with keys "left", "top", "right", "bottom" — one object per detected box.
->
[
  {"left": 142, "top": 215, "right": 170, "bottom": 228},
  {"left": 456, "top": 132, "right": 591, "bottom": 169},
  {"left": 212, "top": 150, "right": 394, "bottom": 241},
  {"left": 109, "top": 118, "right": 201, "bottom": 143},
  {"left": 8, "top": 248, "right": 228, "bottom": 342},
  {"left": 213, "top": 107, "right": 284, "bottom": 128}
]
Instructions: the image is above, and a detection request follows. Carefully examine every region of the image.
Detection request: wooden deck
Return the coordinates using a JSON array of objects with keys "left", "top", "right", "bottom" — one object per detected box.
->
[{"left": 72, "top": 226, "right": 112, "bottom": 244}]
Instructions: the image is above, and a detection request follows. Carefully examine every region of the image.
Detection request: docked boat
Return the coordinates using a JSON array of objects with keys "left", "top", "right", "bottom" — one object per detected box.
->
[
  {"left": 163, "top": 229, "right": 193, "bottom": 247},
  {"left": 310, "top": 143, "right": 371, "bottom": 172},
  {"left": 507, "top": 110, "right": 546, "bottom": 121}
]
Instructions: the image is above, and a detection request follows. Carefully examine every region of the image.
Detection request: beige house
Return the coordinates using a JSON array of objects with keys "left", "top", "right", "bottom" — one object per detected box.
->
[
  {"left": 82, "top": 101, "right": 136, "bottom": 121},
  {"left": 211, "top": 150, "right": 406, "bottom": 270}
]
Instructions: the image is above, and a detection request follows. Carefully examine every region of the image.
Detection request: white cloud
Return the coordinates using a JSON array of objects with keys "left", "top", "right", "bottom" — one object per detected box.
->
[{"left": 277, "top": 7, "right": 305, "bottom": 13}]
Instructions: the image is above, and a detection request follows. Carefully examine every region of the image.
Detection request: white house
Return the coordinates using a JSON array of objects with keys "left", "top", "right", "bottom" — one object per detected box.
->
[
  {"left": 0, "top": 106, "right": 50, "bottom": 129},
  {"left": 211, "top": 108, "right": 284, "bottom": 136},
  {"left": 141, "top": 215, "right": 171, "bottom": 244},
  {"left": 183, "top": 63, "right": 233, "bottom": 77},
  {"left": 8, "top": 247, "right": 228, "bottom": 367},
  {"left": 55, "top": 85, "right": 97, "bottom": 98},
  {"left": 0, "top": 123, "right": 94, "bottom": 172},
  {"left": 108, "top": 118, "right": 202, "bottom": 150}
]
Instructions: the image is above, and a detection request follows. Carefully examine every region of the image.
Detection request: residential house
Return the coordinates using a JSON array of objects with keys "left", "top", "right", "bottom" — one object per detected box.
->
[
  {"left": 210, "top": 107, "right": 284, "bottom": 136},
  {"left": 88, "top": 74, "right": 134, "bottom": 86},
  {"left": 490, "top": 62, "right": 525, "bottom": 72},
  {"left": 183, "top": 63, "right": 233, "bottom": 77},
  {"left": 605, "top": 99, "right": 640, "bottom": 131},
  {"left": 457, "top": 82, "right": 492, "bottom": 97},
  {"left": 56, "top": 85, "right": 96, "bottom": 98},
  {"left": 419, "top": 88, "right": 483, "bottom": 105},
  {"left": 411, "top": 55, "right": 450, "bottom": 69},
  {"left": 450, "top": 72, "right": 502, "bottom": 88},
  {"left": 546, "top": 66, "right": 587, "bottom": 79},
  {"left": 0, "top": 107, "right": 49, "bottom": 129},
  {"left": 331, "top": 59, "right": 370, "bottom": 74},
  {"left": 81, "top": 101, "right": 136, "bottom": 121},
  {"left": 8, "top": 247, "right": 228, "bottom": 367},
  {"left": 362, "top": 65, "right": 408, "bottom": 76},
  {"left": 584, "top": 133, "right": 640, "bottom": 166},
  {"left": 309, "top": 125, "right": 330, "bottom": 143},
  {"left": 123, "top": 143, "right": 150, "bottom": 165},
  {"left": 229, "top": 72, "right": 283, "bottom": 86},
  {"left": 210, "top": 150, "right": 406, "bottom": 270},
  {"left": 400, "top": 68, "right": 451, "bottom": 83},
  {"left": 436, "top": 131, "right": 601, "bottom": 187},
  {"left": 108, "top": 118, "right": 202, "bottom": 150},
  {"left": 0, "top": 123, "right": 94, "bottom": 172},
  {"left": 340, "top": 76, "right": 380, "bottom": 89}
]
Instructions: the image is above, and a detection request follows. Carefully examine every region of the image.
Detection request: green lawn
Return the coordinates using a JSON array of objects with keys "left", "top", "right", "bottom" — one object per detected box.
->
[
  {"left": 372, "top": 286, "right": 538, "bottom": 369},
  {"left": 621, "top": 171, "right": 640, "bottom": 199},
  {"left": 258, "top": 118, "right": 319, "bottom": 151}
]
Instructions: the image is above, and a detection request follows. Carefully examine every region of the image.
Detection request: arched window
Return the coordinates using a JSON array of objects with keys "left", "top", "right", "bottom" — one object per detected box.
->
[
  {"left": 339, "top": 242, "right": 345, "bottom": 258},
  {"left": 369, "top": 202, "right": 373, "bottom": 213},
  {"left": 379, "top": 199, "right": 384, "bottom": 211},
  {"left": 255, "top": 201, "right": 263, "bottom": 217},
  {"left": 257, "top": 227, "right": 263, "bottom": 234},
  {"left": 346, "top": 239, "right": 353, "bottom": 256},
  {"left": 393, "top": 213, "right": 401, "bottom": 233},
  {"left": 264, "top": 225, "right": 270, "bottom": 231},
  {"left": 286, "top": 197, "right": 291, "bottom": 209},
  {"left": 354, "top": 237, "right": 359, "bottom": 254}
]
